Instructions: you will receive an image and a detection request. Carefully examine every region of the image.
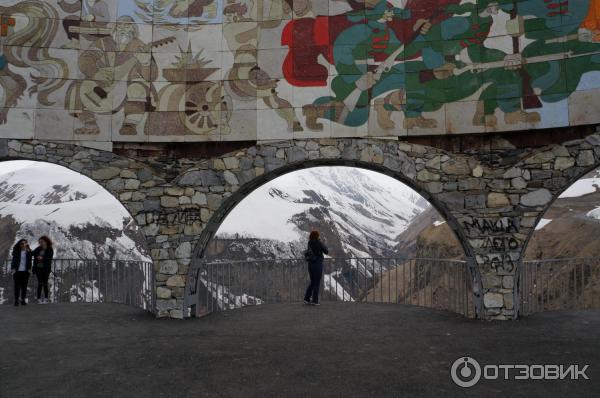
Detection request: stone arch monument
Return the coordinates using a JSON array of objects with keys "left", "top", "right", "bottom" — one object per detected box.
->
[{"left": 5, "top": 130, "right": 600, "bottom": 319}]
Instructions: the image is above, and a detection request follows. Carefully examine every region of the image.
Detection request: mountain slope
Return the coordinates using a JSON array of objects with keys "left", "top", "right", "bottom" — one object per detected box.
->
[
  {"left": 525, "top": 169, "right": 600, "bottom": 259},
  {"left": 214, "top": 167, "right": 431, "bottom": 259},
  {"left": 0, "top": 161, "right": 150, "bottom": 261}
]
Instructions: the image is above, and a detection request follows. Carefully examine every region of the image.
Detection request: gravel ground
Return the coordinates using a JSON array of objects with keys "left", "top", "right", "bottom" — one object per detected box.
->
[{"left": 1, "top": 302, "right": 599, "bottom": 397}]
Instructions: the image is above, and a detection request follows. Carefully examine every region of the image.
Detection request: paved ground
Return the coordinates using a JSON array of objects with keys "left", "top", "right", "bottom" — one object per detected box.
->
[{"left": 1, "top": 303, "right": 599, "bottom": 398}]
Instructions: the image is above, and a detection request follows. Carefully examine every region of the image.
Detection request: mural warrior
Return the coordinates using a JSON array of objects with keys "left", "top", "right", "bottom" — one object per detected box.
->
[
  {"left": 511, "top": 0, "right": 600, "bottom": 120},
  {"left": 369, "top": 1, "right": 505, "bottom": 129},
  {"left": 66, "top": 16, "right": 159, "bottom": 135},
  {"left": 397, "top": 0, "right": 527, "bottom": 129},
  {"left": 283, "top": 0, "right": 460, "bottom": 130}
]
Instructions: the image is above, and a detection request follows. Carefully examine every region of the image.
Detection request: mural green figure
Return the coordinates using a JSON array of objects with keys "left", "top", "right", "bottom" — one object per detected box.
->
[
  {"left": 303, "top": 2, "right": 413, "bottom": 130},
  {"left": 463, "top": 0, "right": 533, "bottom": 127},
  {"left": 518, "top": 0, "right": 600, "bottom": 106},
  {"left": 294, "top": 0, "right": 600, "bottom": 131},
  {"left": 386, "top": 1, "right": 515, "bottom": 129},
  {"left": 467, "top": 0, "right": 600, "bottom": 126}
]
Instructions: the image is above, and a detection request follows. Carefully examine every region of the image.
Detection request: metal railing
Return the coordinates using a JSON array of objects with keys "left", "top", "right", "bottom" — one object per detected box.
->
[
  {"left": 1, "top": 259, "right": 155, "bottom": 312},
  {"left": 519, "top": 258, "right": 600, "bottom": 316},
  {"left": 184, "top": 257, "right": 475, "bottom": 318}
]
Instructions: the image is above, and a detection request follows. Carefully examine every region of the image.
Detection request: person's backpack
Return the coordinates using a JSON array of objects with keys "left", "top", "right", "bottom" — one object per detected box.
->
[{"left": 304, "top": 244, "right": 317, "bottom": 263}]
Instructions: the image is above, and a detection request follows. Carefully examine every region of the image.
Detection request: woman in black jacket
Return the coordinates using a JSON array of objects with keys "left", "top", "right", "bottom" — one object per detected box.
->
[
  {"left": 304, "top": 230, "right": 329, "bottom": 306},
  {"left": 33, "top": 236, "right": 54, "bottom": 304},
  {"left": 11, "top": 239, "right": 32, "bottom": 306}
]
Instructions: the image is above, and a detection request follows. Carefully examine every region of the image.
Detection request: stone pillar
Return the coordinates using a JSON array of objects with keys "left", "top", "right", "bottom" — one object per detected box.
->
[
  {"left": 432, "top": 151, "right": 550, "bottom": 320},
  {"left": 2, "top": 139, "right": 194, "bottom": 318},
  {"left": 436, "top": 133, "right": 600, "bottom": 319},
  {"left": 8, "top": 134, "right": 600, "bottom": 321}
]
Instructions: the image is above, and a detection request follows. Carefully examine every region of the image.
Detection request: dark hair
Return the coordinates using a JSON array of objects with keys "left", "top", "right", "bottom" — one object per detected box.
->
[
  {"left": 309, "top": 231, "right": 320, "bottom": 241},
  {"left": 39, "top": 236, "right": 53, "bottom": 249},
  {"left": 12, "top": 239, "right": 28, "bottom": 256}
]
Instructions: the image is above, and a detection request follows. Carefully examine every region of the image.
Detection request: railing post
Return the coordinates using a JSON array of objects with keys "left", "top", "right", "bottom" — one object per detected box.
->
[
  {"left": 464, "top": 256, "right": 482, "bottom": 318},
  {"left": 513, "top": 259, "right": 522, "bottom": 319},
  {"left": 52, "top": 260, "right": 57, "bottom": 303}
]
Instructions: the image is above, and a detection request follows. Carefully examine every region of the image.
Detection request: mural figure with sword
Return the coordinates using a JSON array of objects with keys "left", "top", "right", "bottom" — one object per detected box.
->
[{"left": 299, "top": 0, "right": 436, "bottom": 130}]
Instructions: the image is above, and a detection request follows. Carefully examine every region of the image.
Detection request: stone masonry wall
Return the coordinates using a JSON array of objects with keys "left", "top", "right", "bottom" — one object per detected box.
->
[{"left": 3, "top": 134, "right": 600, "bottom": 320}]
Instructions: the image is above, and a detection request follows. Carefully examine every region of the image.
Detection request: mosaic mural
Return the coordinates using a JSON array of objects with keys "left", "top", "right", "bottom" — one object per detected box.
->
[{"left": 1, "top": 0, "right": 600, "bottom": 144}]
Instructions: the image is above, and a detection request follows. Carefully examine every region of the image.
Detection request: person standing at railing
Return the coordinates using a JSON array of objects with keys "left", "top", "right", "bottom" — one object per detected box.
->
[
  {"left": 304, "top": 230, "right": 329, "bottom": 306},
  {"left": 10, "top": 239, "right": 32, "bottom": 306},
  {"left": 33, "top": 236, "right": 54, "bottom": 304}
]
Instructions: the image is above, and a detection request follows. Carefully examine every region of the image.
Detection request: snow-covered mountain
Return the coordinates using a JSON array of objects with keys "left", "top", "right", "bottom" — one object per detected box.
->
[
  {"left": 0, "top": 161, "right": 150, "bottom": 262},
  {"left": 0, "top": 162, "right": 438, "bottom": 264},
  {"left": 211, "top": 167, "right": 433, "bottom": 260}
]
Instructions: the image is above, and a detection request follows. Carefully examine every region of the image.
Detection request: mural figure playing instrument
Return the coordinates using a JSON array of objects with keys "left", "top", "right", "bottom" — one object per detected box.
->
[{"left": 66, "top": 16, "right": 165, "bottom": 136}]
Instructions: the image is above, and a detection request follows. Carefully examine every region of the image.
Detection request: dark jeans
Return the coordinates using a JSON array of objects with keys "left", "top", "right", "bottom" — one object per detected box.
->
[
  {"left": 304, "top": 261, "right": 323, "bottom": 304},
  {"left": 13, "top": 271, "right": 29, "bottom": 302},
  {"left": 36, "top": 271, "right": 50, "bottom": 299}
]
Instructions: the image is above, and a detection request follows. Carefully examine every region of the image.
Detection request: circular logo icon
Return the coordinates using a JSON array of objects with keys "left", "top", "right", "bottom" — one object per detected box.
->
[{"left": 451, "top": 357, "right": 481, "bottom": 388}]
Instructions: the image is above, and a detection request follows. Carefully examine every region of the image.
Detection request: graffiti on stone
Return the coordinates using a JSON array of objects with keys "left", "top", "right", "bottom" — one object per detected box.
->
[
  {"left": 467, "top": 217, "right": 521, "bottom": 274},
  {"left": 481, "top": 236, "right": 520, "bottom": 252},
  {"left": 480, "top": 253, "right": 517, "bottom": 273},
  {"left": 144, "top": 209, "right": 202, "bottom": 226},
  {"left": 463, "top": 217, "right": 519, "bottom": 236}
]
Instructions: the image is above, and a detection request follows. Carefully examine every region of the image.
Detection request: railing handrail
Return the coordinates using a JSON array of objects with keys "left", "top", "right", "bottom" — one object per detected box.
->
[
  {"left": 523, "top": 257, "right": 600, "bottom": 264},
  {"left": 518, "top": 257, "right": 600, "bottom": 316},
  {"left": 185, "top": 257, "right": 475, "bottom": 319},
  {"left": 2, "top": 258, "right": 153, "bottom": 263},
  {"left": 196, "top": 257, "right": 467, "bottom": 266},
  {"left": 0, "top": 258, "right": 155, "bottom": 312}
]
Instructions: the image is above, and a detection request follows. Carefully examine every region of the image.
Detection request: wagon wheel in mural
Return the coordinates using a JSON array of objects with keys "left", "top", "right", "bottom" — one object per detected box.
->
[{"left": 180, "top": 82, "right": 232, "bottom": 135}]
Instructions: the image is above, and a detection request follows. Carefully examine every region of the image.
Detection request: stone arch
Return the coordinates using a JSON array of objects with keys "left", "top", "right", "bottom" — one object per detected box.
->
[
  {"left": 178, "top": 139, "right": 485, "bottom": 317},
  {"left": 192, "top": 159, "right": 472, "bottom": 261},
  {"left": 0, "top": 139, "right": 160, "bottom": 311},
  {"left": 491, "top": 133, "right": 600, "bottom": 316},
  {"left": 0, "top": 140, "right": 162, "bottom": 217},
  {"left": 5, "top": 133, "right": 600, "bottom": 319},
  {"left": 517, "top": 134, "right": 600, "bottom": 260}
]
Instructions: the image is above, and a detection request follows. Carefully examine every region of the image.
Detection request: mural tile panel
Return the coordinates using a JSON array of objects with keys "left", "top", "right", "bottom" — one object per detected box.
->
[
  {"left": 2, "top": 0, "right": 600, "bottom": 144},
  {"left": 0, "top": 108, "right": 34, "bottom": 138}
]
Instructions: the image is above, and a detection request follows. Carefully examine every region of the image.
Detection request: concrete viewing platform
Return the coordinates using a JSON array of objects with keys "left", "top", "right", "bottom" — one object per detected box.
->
[{"left": 1, "top": 303, "right": 599, "bottom": 397}]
